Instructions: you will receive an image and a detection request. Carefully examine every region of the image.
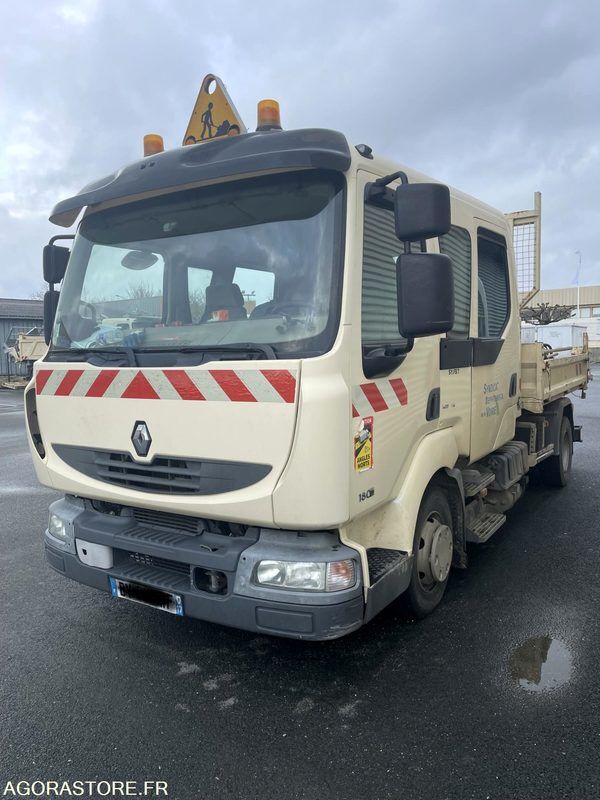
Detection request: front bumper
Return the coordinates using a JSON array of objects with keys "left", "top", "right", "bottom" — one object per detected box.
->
[{"left": 44, "top": 498, "right": 365, "bottom": 640}]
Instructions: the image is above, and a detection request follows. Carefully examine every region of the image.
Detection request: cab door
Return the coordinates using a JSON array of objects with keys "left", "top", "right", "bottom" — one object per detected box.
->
[
  {"left": 438, "top": 213, "right": 475, "bottom": 459},
  {"left": 348, "top": 171, "right": 440, "bottom": 521},
  {"left": 469, "top": 221, "right": 520, "bottom": 461}
]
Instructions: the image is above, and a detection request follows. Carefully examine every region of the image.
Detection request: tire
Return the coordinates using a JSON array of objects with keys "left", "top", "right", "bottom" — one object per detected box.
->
[
  {"left": 405, "top": 487, "right": 453, "bottom": 618},
  {"left": 539, "top": 415, "right": 573, "bottom": 488}
]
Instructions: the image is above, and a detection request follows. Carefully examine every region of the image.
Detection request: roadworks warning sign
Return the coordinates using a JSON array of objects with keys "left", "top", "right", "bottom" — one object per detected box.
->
[
  {"left": 354, "top": 416, "right": 374, "bottom": 472},
  {"left": 183, "top": 74, "right": 246, "bottom": 145}
]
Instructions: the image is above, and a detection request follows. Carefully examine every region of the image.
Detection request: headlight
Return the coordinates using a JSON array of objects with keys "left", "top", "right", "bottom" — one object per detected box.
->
[
  {"left": 256, "top": 561, "right": 325, "bottom": 590},
  {"left": 255, "top": 559, "right": 356, "bottom": 592},
  {"left": 48, "top": 513, "right": 67, "bottom": 541}
]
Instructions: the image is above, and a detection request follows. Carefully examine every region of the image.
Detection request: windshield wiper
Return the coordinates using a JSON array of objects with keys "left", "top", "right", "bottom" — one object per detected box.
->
[
  {"left": 48, "top": 347, "right": 138, "bottom": 367},
  {"left": 185, "top": 343, "right": 277, "bottom": 360},
  {"left": 146, "top": 343, "right": 278, "bottom": 360},
  {"left": 48, "top": 342, "right": 276, "bottom": 366}
]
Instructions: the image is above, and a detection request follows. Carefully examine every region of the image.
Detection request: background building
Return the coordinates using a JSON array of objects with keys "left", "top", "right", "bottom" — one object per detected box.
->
[
  {"left": 533, "top": 285, "right": 600, "bottom": 318},
  {"left": 0, "top": 298, "right": 43, "bottom": 376},
  {"left": 533, "top": 285, "right": 600, "bottom": 355}
]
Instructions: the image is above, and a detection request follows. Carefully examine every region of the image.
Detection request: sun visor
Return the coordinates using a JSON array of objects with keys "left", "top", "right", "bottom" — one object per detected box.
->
[{"left": 49, "top": 128, "right": 352, "bottom": 227}]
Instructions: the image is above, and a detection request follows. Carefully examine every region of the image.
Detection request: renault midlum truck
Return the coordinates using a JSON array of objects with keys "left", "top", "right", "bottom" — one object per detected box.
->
[{"left": 27, "top": 96, "right": 588, "bottom": 639}]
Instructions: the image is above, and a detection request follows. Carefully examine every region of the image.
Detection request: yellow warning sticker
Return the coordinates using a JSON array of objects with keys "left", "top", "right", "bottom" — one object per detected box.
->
[
  {"left": 183, "top": 74, "right": 247, "bottom": 145},
  {"left": 354, "top": 416, "right": 374, "bottom": 472}
]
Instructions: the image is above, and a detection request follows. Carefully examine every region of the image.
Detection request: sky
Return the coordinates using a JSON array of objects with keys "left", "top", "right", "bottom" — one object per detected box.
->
[{"left": 1, "top": 0, "right": 599, "bottom": 299}]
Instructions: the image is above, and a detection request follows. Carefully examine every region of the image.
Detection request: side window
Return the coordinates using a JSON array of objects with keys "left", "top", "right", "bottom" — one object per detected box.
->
[
  {"left": 439, "top": 225, "right": 471, "bottom": 337},
  {"left": 477, "top": 278, "right": 490, "bottom": 337},
  {"left": 477, "top": 230, "right": 510, "bottom": 338},
  {"left": 188, "top": 267, "right": 212, "bottom": 323},
  {"left": 233, "top": 267, "right": 275, "bottom": 315},
  {"left": 362, "top": 204, "right": 405, "bottom": 346},
  {"left": 80, "top": 246, "right": 164, "bottom": 322}
]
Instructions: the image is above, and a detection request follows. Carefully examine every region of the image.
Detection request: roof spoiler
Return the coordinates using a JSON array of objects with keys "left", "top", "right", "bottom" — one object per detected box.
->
[{"left": 49, "top": 129, "right": 352, "bottom": 227}]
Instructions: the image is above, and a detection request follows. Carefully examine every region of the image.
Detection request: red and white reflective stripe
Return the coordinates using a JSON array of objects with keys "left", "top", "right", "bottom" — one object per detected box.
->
[
  {"left": 352, "top": 378, "right": 408, "bottom": 417},
  {"left": 35, "top": 368, "right": 297, "bottom": 404}
]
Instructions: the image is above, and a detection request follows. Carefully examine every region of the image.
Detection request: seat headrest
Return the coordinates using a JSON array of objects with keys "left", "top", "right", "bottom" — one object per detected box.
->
[{"left": 205, "top": 283, "right": 244, "bottom": 310}]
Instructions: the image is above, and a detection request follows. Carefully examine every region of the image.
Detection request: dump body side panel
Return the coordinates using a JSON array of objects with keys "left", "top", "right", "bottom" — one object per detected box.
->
[{"left": 520, "top": 342, "right": 589, "bottom": 414}]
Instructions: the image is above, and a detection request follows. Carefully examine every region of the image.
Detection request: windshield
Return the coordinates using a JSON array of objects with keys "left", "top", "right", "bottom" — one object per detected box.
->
[{"left": 51, "top": 170, "right": 344, "bottom": 361}]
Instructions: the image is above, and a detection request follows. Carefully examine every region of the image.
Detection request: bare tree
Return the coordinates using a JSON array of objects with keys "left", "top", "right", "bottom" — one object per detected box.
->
[
  {"left": 521, "top": 303, "right": 575, "bottom": 325},
  {"left": 30, "top": 287, "right": 46, "bottom": 300},
  {"left": 126, "top": 281, "right": 159, "bottom": 300},
  {"left": 189, "top": 288, "right": 206, "bottom": 322}
]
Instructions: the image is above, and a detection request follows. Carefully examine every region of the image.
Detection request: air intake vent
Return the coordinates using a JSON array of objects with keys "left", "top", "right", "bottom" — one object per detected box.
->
[
  {"left": 127, "top": 551, "right": 190, "bottom": 576},
  {"left": 53, "top": 444, "right": 271, "bottom": 495},
  {"left": 132, "top": 507, "right": 201, "bottom": 536}
]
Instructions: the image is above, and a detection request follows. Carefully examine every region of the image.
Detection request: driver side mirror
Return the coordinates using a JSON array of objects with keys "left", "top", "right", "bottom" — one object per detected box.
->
[
  {"left": 396, "top": 253, "right": 454, "bottom": 338},
  {"left": 394, "top": 183, "right": 451, "bottom": 242},
  {"left": 43, "top": 244, "right": 70, "bottom": 284},
  {"left": 43, "top": 289, "right": 60, "bottom": 345}
]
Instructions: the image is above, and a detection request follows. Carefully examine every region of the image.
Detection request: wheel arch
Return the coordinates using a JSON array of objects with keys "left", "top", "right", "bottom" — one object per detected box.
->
[
  {"left": 543, "top": 397, "right": 573, "bottom": 454},
  {"left": 344, "top": 428, "right": 460, "bottom": 554},
  {"left": 431, "top": 468, "right": 467, "bottom": 569},
  {"left": 563, "top": 401, "right": 574, "bottom": 431}
]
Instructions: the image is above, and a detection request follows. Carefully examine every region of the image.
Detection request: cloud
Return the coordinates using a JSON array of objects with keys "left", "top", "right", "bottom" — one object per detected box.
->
[
  {"left": 1, "top": 0, "right": 599, "bottom": 298},
  {"left": 56, "top": 0, "right": 100, "bottom": 26}
]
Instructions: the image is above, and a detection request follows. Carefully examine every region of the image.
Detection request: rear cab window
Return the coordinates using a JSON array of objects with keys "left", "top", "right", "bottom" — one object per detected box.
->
[{"left": 477, "top": 229, "right": 510, "bottom": 338}]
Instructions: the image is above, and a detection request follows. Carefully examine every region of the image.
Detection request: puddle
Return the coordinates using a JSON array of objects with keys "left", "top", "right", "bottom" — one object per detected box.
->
[{"left": 508, "top": 636, "right": 572, "bottom": 693}]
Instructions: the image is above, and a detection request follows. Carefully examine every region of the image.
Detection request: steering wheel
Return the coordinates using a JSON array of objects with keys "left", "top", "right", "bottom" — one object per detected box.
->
[
  {"left": 268, "top": 301, "right": 316, "bottom": 318},
  {"left": 269, "top": 302, "right": 317, "bottom": 334},
  {"left": 64, "top": 301, "right": 99, "bottom": 342},
  {"left": 79, "top": 300, "right": 97, "bottom": 322}
]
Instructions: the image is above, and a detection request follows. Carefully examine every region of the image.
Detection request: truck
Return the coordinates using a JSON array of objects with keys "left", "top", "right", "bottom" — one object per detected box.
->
[
  {"left": 3, "top": 327, "right": 47, "bottom": 388},
  {"left": 26, "top": 83, "right": 588, "bottom": 640}
]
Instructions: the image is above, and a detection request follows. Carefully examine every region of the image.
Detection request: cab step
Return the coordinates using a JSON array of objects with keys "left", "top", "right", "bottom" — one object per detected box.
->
[
  {"left": 462, "top": 469, "right": 496, "bottom": 498},
  {"left": 367, "top": 548, "right": 407, "bottom": 584},
  {"left": 364, "top": 548, "right": 413, "bottom": 623},
  {"left": 466, "top": 512, "right": 506, "bottom": 543}
]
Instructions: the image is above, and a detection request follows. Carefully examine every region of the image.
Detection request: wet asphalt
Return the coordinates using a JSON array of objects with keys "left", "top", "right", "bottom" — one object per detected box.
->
[{"left": 1, "top": 370, "right": 599, "bottom": 800}]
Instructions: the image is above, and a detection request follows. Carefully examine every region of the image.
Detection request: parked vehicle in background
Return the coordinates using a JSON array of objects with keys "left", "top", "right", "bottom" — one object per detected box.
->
[{"left": 2, "top": 327, "right": 47, "bottom": 388}]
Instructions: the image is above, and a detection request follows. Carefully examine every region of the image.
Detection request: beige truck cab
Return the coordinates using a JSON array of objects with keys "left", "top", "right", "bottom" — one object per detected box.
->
[{"left": 27, "top": 116, "right": 587, "bottom": 639}]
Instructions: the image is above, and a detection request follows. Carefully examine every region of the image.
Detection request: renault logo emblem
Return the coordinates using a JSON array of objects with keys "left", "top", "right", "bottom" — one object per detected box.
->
[{"left": 131, "top": 421, "right": 152, "bottom": 457}]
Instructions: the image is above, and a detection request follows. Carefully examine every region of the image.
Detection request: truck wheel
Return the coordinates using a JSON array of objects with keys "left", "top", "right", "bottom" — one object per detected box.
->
[
  {"left": 539, "top": 415, "right": 572, "bottom": 488},
  {"left": 405, "top": 487, "right": 453, "bottom": 618}
]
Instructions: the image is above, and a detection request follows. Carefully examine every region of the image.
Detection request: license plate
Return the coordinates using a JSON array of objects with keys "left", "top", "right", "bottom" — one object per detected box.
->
[{"left": 109, "top": 576, "right": 183, "bottom": 616}]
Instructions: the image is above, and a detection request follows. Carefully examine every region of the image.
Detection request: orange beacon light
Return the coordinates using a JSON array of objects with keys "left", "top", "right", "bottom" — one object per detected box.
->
[
  {"left": 256, "top": 100, "right": 282, "bottom": 131},
  {"left": 143, "top": 133, "right": 165, "bottom": 157}
]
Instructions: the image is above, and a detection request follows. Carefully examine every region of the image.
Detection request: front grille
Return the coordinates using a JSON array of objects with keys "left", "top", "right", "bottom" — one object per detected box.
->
[
  {"left": 54, "top": 444, "right": 271, "bottom": 496},
  {"left": 127, "top": 551, "right": 190, "bottom": 576},
  {"left": 95, "top": 452, "right": 203, "bottom": 494},
  {"left": 132, "top": 507, "right": 201, "bottom": 536}
]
